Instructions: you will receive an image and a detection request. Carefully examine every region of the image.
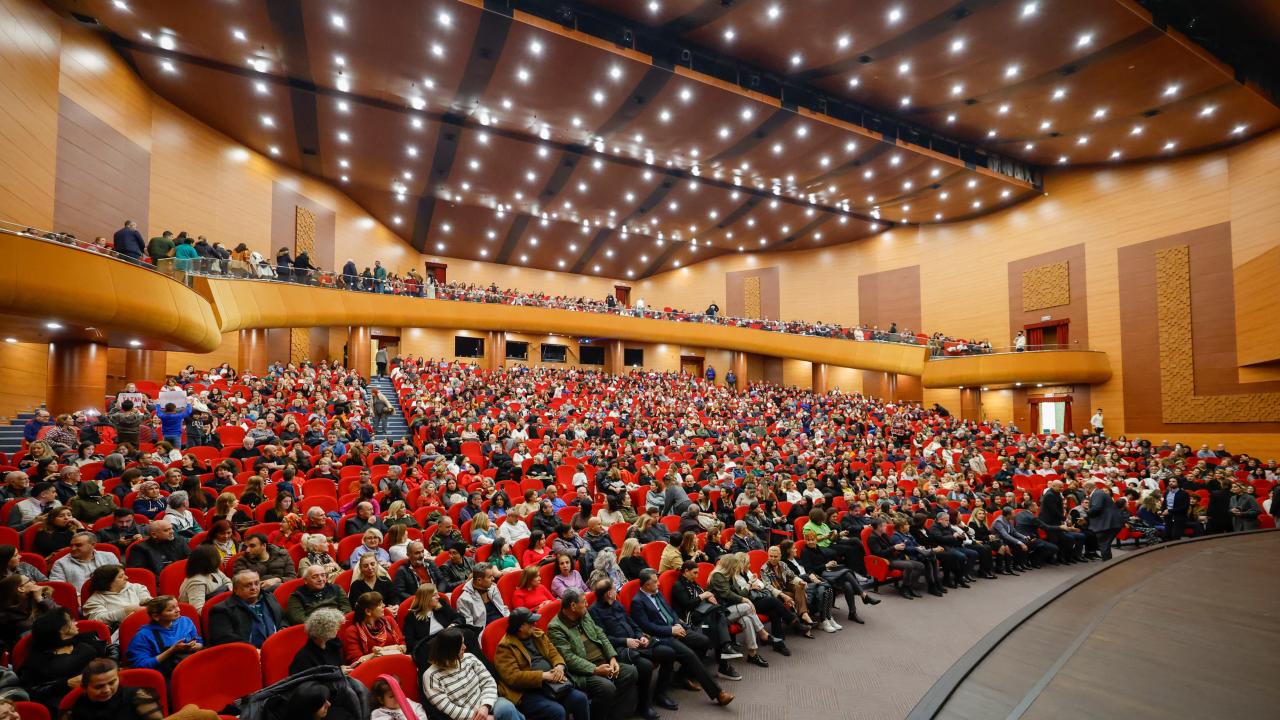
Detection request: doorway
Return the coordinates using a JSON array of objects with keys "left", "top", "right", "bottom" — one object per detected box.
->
[
  {"left": 1029, "top": 396, "right": 1073, "bottom": 435},
  {"left": 1023, "top": 319, "right": 1070, "bottom": 351},
  {"left": 424, "top": 262, "right": 447, "bottom": 285},
  {"left": 680, "top": 355, "right": 704, "bottom": 378},
  {"left": 614, "top": 284, "right": 631, "bottom": 307}
]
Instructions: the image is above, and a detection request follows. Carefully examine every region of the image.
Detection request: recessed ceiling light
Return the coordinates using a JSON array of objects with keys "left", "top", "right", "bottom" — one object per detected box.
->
[
  {"left": 723, "top": 28, "right": 735, "bottom": 41},
  {"left": 890, "top": 155, "right": 901, "bottom": 166},
  {"left": 863, "top": 169, "right": 874, "bottom": 179},
  {"left": 1231, "top": 124, "right": 1248, "bottom": 135},
  {"left": 1199, "top": 105, "right": 1218, "bottom": 117},
  {"left": 45, "top": 322, "right": 62, "bottom": 330},
  {"left": 436, "top": 242, "right": 445, "bottom": 251},
  {"left": 951, "top": 38, "right": 965, "bottom": 53},
  {"left": 1052, "top": 87, "right": 1066, "bottom": 100},
  {"left": 900, "top": 96, "right": 911, "bottom": 106},
  {"left": 679, "top": 87, "right": 692, "bottom": 102},
  {"left": 967, "top": 179, "right": 977, "bottom": 189},
  {"left": 331, "top": 13, "right": 346, "bottom": 28},
  {"left": 609, "top": 65, "right": 623, "bottom": 80},
  {"left": 941, "top": 192, "right": 950, "bottom": 199},
  {"left": 557, "top": 259, "right": 566, "bottom": 267},
  {"left": 1001, "top": 189, "right": 1011, "bottom": 198},
  {"left": 998, "top": 103, "right": 1010, "bottom": 114},
  {"left": 946, "top": 114, "right": 956, "bottom": 123},
  {"left": 339, "top": 174, "right": 348, "bottom": 182},
  {"left": 392, "top": 216, "right": 402, "bottom": 225},
  {"left": 430, "top": 43, "right": 444, "bottom": 58},
  {"left": 898, "top": 61, "right": 911, "bottom": 74},
  {"left": 790, "top": 53, "right": 803, "bottom": 66},
  {"left": 479, "top": 249, "right": 488, "bottom": 257},
  {"left": 837, "top": 34, "right": 851, "bottom": 49},
  {"left": 339, "top": 159, "right": 349, "bottom": 168},
  {"left": 260, "top": 114, "right": 274, "bottom": 127},
  {"left": 1058, "top": 155, "right": 1068, "bottom": 163},
  {"left": 1076, "top": 135, "right": 1089, "bottom": 145},
  {"left": 951, "top": 83, "right": 965, "bottom": 96},
  {"left": 569, "top": 243, "right": 578, "bottom": 251},
  {"left": 254, "top": 80, "right": 269, "bottom": 94},
  {"left": 767, "top": 4, "right": 781, "bottom": 19},
  {"left": 1110, "top": 150, "right": 1122, "bottom": 160},
  {"left": 232, "top": 28, "right": 246, "bottom": 41},
  {"left": 1130, "top": 125, "right": 1144, "bottom": 135},
  {"left": 1163, "top": 83, "right": 1180, "bottom": 97},
  {"left": 1163, "top": 140, "right": 1177, "bottom": 151},
  {"left": 1024, "top": 143, "right": 1034, "bottom": 150},
  {"left": 1021, "top": 2, "right": 1039, "bottom": 18},
  {"left": 158, "top": 34, "right": 176, "bottom": 50},
  {"left": 1076, "top": 32, "right": 1093, "bottom": 48},
  {"left": 1004, "top": 64, "right": 1020, "bottom": 78},
  {"left": 516, "top": 68, "right": 530, "bottom": 82},
  {"left": 592, "top": 90, "right": 605, "bottom": 104},
  {"left": 268, "top": 145, "right": 280, "bottom": 156},
  {"left": 887, "top": 7, "right": 903, "bottom": 24},
  {"left": 160, "top": 60, "right": 176, "bottom": 73},
  {"left": 337, "top": 131, "right": 350, "bottom": 142},
  {"left": 848, "top": 76, "right": 860, "bottom": 87}
]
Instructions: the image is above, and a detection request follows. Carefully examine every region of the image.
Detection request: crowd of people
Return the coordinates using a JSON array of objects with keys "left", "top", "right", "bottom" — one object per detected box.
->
[
  {"left": 13, "top": 221, "right": 1000, "bottom": 356},
  {"left": 0, "top": 354, "right": 1275, "bottom": 720}
]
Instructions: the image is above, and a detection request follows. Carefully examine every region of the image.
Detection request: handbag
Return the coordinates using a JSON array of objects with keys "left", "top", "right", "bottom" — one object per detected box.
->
[{"left": 542, "top": 681, "right": 574, "bottom": 700}]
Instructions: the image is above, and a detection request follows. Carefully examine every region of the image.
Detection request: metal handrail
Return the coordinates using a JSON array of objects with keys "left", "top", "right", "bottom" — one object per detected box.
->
[{"left": 0, "top": 220, "right": 179, "bottom": 277}]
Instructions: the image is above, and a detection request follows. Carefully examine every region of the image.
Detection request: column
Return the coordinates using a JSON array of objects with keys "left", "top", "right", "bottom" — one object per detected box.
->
[
  {"left": 47, "top": 340, "right": 107, "bottom": 416},
  {"left": 124, "top": 349, "right": 168, "bottom": 385},
  {"left": 603, "top": 341, "right": 625, "bottom": 375},
  {"left": 730, "top": 351, "right": 747, "bottom": 390},
  {"left": 487, "top": 332, "right": 506, "bottom": 371},
  {"left": 238, "top": 328, "right": 269, "bottom": 376},
  {"left": 347, "top": 326, "right": 371, "bottom": 376},
  {"left": 811, "top": 362, "right": 828, "bottom": 394}
]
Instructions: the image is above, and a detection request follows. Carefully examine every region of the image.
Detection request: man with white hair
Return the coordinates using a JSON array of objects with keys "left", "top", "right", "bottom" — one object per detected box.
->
[
  {"left": 286, "top": 564, "right": 352, "bottom": 624},
  {"left": 125, "top": 519, "right": 191, "bottom": 577},
  {"left": 49, "top": 531, "right": 116, "bottom": 588}
]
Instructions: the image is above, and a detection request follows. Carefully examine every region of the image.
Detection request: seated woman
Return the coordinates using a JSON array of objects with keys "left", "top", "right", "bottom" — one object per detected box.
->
[
  {"left": 349, "top": 528, "right": 391, "bottom": 569},
  {"left": 290, "top": 607, "right": 347, "bottom": 675},
  {"left": 67, "top": 481, "right": 116, "bottom": 526},
  {"left": 0, "top": 544, "right": 49, "bottom": 582},
  {"left": 81, "top": 564, "right": 151, "bottom": 629},
  {"left": 520, "top": 531, "right": 552, "bottom": 567},
  {"left": 130, "top": 482, "right": 167, "bottom": 520},
  {"left": 262, "top": 493, "right": 297, "bottom": 524},
  {"left": 61, "top": 659, "right": 170, "bottom": 720},
  {"left": 124, "top": 596, "right": 203, "bottom": 676},
  {"left": 348, "top": 552, "right": 396, "bottom": 606},
  {"left": 34, "top": 507, "right": 85, "bottom": 557},
  {"left": 669, "top": 561, "right": 738, "bottom": 679},
  {"left": 511, "top": 565, "right": 555, "bottom": 611},
  {"left": 617, "top": 538, "right": 647, "bottom": 580},
  {"left": 384, "top": 524, "right": 411, "bottom": 564},
  {"left": 422, "top": 628, "right": 521, "bottom": 720},
  {"left": 19, "top": 607, "right": 109, "bottom": 710},
  {"left": 297, "top": 533, "right": 342, "bottom": 581},
  {"left": 548, "top": 551, "right": 588, "bottom": 599},
  {"left": 0, "top": 572, "right": 57, "bottom": 648},
  {"left": 469, "top": 513, "right": 497, "bottom": 546},
  {"left": 270, "top": 513, "right": 305, "bottom": 548},
  {"left": 201, "top": 518, "right": 241, "bottom": 562},
  {"left": 339, "top": 591, "right": 406, "bottom": 665},
  {"left": 177, "top": 545, "right": 231, "bottom": 613},
  {"left": 489, "top": 537, "right": 521, "bottom": 574}
]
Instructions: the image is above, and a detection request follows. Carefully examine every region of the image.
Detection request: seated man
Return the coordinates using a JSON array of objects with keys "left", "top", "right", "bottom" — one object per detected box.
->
[
  {"left": 95, "top": 508, "right": 147, "bottom": 554},
  {"left": 232, "top": 533, "right": 297, "bottom": 590},
  {"left": 343, "top": 502, "right": 388, "bottom": 537},
  {"left": 547, "top": 588, "right": 640, "bottom": 720},
  {"left": 587, "top": 579, "right": 686, "bottom": 716},
  {"left": 302, "top": 506, "right": 336, "bottom": 540},
  {"left": 125, "top": 519, "right": 190, "bottom": 577},
  {"left": 728, "top": 520, "right": 764, "bottom": 553},
  {"left": 494, "top": 607, "right": 591, "bottom": 720},
  {"left": 49, "top": 531, "right": 117, "bottom": 589},
  {"left": 208, "top": 570, "right": 288, "bottom": 647},
  {"left": 497, "top": 510, "right": 531, "bottom": 545},
  {"left": 229, "top": 436, "right": 259, "bottom": 462},
  {"left": 0, "top": 470, "right": 31, "bottom": 502},
  {"left": 1001, "top": 505, "right": 1058, "bottom": 568},
  {"left": 392, "top": 541, "right": 442, "bottom": 601},
  {"left": 629, "top": 568, "right": 734, "bottom": 705},
  {"left": 427, "top": 517, "right": 466, "bottom": 555},
  {"left": 456, "top": 562, "right": 508, "bottom": 629},
  {"left": 9, "top": 481, "right": 59, "bottom": 530},
  {"left": 286, "top": 564, "right": 353, "bottom": 624}
]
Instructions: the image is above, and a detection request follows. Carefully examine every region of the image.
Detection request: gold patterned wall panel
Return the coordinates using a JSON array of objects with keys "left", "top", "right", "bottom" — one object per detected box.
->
[
  {"left": 742, "top": 276, "right": 761, "bottom": 319},
  {"left": 294, "top": 205, "right": 317, "bottom": 256},
  {"left": 1021, "top": 260, "right": 1071, "bottom": 311},
  {"left": 291, "top": 206, "right": 318, "bottom": 364},
  {"left": 1156, "top": 245, "right": 1280, "bottom": 423}
]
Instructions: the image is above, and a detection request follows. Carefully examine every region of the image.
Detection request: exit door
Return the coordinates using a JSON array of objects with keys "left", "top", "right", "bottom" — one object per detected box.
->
[{"left": 680, "top": 355, "right": 704, "bottom": 378}]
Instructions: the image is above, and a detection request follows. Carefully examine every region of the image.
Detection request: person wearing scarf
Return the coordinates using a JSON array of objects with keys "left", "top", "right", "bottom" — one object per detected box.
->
[
  {"left": 339, "top": 590, "right": 405, "bottom": 665},
  {"left": 67, "top": 480, "right": 116, "bottom": 524}
]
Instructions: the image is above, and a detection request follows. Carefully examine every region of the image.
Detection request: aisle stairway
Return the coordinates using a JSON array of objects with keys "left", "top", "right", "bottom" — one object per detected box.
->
[
  {"left": 0, "top": 411, "right": 35, "bottom": 456},
  {"left": 365, "top": 376, "right": 408, "bottom": 442}
]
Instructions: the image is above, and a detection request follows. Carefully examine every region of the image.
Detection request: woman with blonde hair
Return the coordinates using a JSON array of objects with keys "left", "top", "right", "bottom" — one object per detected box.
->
[
  {"left": 469, "top": 512, "right": 496, "bottom": 546},
  {"left": 402, "top": 583, "right": 471, "bottom": 653},
  {"left": 348, "top": 552, "right": 395, "bottom": 606},
  {"left": 349, "top": 527, "right": 390, "bottom": 568},
  {"left": 707, "top": 554, "right": 772, "bottom": 667},
  {"left": 618, "top": 537, "right": 647, "bottom": 580},
  {"left": 384, "top": 500, "right": 419, "bottom": 529},
  {"left": 298, "top": 533, "right": 341, "bottom": 580}
]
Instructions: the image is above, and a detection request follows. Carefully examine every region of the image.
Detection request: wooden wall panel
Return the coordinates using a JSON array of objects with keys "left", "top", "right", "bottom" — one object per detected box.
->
[
  {"left": 53, "top": 95, "right": 149, "bottom": 242},
  {"left": 0, "top": 0, "right": 60, "bottom": 229},
  {"left": 56, "top": 19, "right": 151, "bottom": 151},
  {"left": 165, "top": 331, "right": 239, "bottom": 376},
  {"left": 725, "top": 267, "right": 780, "bottom": 320},
  {"left": 0, "top": 340, "right": 48, "bottom": 419}
]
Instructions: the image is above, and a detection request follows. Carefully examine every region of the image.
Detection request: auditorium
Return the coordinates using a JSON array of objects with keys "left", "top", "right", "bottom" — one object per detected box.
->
[{"left": 0, "top": 1, "right": 1277, "bottom": 719}]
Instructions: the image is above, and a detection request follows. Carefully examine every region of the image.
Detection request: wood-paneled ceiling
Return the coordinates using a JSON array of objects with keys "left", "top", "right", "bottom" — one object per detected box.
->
[{"left": 46, "top": 0, "right": 1279, "bottom": 279}]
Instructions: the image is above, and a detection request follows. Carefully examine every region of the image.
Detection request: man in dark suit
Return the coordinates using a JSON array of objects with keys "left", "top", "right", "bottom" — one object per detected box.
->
[
  {"left": 1161, "top": 477, "right": 1190, "bottom": 542},
  {"left": 1012, "top": 502, "right": 1061, "bottom": 566},
  {"left": 628, "top": 569, "right": 733, "bottom": 707},
  {"left": 1085, "top": 480, "right": 1125, "bottom": 560},
  {"left": 112, "top": 219, "right": 146, "bottom": 261},
  {"left": 207, "top": 569, "right": 288, "bottom": 647},
  {"left": 1039, "top": 482, "right": 1084, "bottom": 563}
]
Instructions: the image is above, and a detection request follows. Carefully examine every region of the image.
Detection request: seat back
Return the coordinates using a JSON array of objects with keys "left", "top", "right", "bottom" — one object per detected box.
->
[
  {"left": 617, "top": 578, "right": 641, "bottom": 612},
  {"left": 58, "top": 669, "right": 168, "bottom": 715},
  {"left": 480, "top": 617, "right": 508, "bottom": 661},
  {"left": 260, "top": 624, "right": 308, "bottom": 685},
  {"left": 349, "top": 653, "right": 421, "bottom": 702},
  {"left": 158, "top": 560, "right": 188, "bottom": 597},
  {"left": 170, "top": 642, "right": 262, "bottom": 711}
]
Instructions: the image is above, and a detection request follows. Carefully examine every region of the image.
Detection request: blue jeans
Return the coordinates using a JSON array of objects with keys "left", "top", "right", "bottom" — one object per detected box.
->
[
  {"left": 492, "top": 698, "right": 524, "bottom": 720},
  {"left": 518, "top": 687, "right": 589, "bottom": 720}
]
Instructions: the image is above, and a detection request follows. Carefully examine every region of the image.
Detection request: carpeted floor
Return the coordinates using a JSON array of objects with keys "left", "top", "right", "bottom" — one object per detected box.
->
[{"left": 669, "top": 557, "right": 1101, "bottom": 720}]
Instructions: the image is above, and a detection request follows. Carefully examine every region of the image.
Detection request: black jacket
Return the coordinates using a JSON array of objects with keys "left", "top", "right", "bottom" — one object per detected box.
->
[
  {"left": 1039, "top": 490, "right": 1067, "bottom": 526},
  {"left": 208, "top": 594, "right": 288, "bottom": 646},
  {"left": 589, "top": 597, "right": 644, "bottom": 648},
  {"left": 126, "top": 537, "right": 190, "bottom": 577},
  {"left": 393, "top": 562, "right": 443, "bottom": 604}
]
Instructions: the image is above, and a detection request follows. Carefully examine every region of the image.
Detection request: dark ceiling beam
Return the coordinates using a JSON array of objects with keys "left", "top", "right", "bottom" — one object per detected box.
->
[
  {"left": 707, "top": 108, "right": 795, "bottom": 165},
  {"left": 265, "top": 0, "right": 323, "bottom": 176},
  {"left": 511, "top": 0, "right": 1037, "bottom": 185},
  {"left": 793, "top": 0, "right": 1003, "bottom": 83}
]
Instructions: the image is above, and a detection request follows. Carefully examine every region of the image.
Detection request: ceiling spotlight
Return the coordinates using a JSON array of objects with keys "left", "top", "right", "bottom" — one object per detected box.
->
[
  {"left": 331, "top": 13, "right": 346, "bottom": 28},
  {"left": 260, "top": 114, "right": 275, "bottom": 127},
  {"left": 1110, "top": 150, "right": 1122, "bottom": 160},
  {"left": 1093, "top": 107, "right": 1107, "bottom": 119},
  {"left": 1052, "top": 87, "right": 1066, "bottom": 100},
  {"left": 951, "top": 83, "right": 964, "bottom": 96},
  {"left": 1076, "top": 32, "right": 1093, "bottom": 48},
  {"left": 232, "top": 28, "right": 246, "bottom": 42},
  {"left": 890, "top": 155, "right": 901, "bottom": 166},
  {"left": 1058, "top": 155, "right": 1068, "bottom": 163},
  {"left": 848, "top": 76, "right": 860, "bottom": 87},
  {"left": 160, "top": 60, "right": 176, "bottom": 73},
  {"left": 724, "top": 28, "right": 735, "bottom": 41},
  {"left": 337, "top": 131, "right": 350, "bottom": 142},
  {"left": 767, "top": 4, "right": 781, "bottom": 20},
  {"left": 1076, "top": 135, "right": 1089, "bottom": 145},
  {"left": 254, "top": 81, "right": 269, "bottom": 94},
  {"left": 268, "top": 145, "right": 280, "bottom": 156},
  {"left": 1231, "top": 124, "right": 1248, "bottom": 135},
  {"left": 790, "top": 53, "right": 803, "bottom": 66},
  {"left": 592, "top": 90, "right": 605, "bottom": 104},
  {"left": 946, "top": 114, "right": 956, "bottom": 123},
  {"left": 951, "top": 38, "right": 965, "bottom": 53},
  {"left": 1021, "top": 2, "right": 1038, "bottom": 19},
  {"left": 1163, "top": 83, "right": 1181, "bottom": 97},
  {"left": 900, "top": 96, "right": 911, "bottom": 106},
  {"left": 158, "top": 34, "right": 176, "bottom": 50},
  {"left": 679, "top": 87, "right": 692, "bottom": 102},
  {"left": 898, "top": 61, "right": 910, "bottom": 74},
  {"left": 1163, "top": 140, "right": 1177, "bottom": 151},
  {"left": 609, "top": 65, "right": 623, "bottom": 80},
  {"left": 887, "top": 7, "right": 903, "bottom": 23},
  {"left": 516, "top": 68, "right": 530, "bottom": 82},
  {"left": 837, "top": 34, "right": 852, "bottom": 49},
  {"left": 1004, "top": 64, "right": 1020, "bottom": 78},
  {"left": 45, "top": 321, "right": 62, "bottom": 330}
]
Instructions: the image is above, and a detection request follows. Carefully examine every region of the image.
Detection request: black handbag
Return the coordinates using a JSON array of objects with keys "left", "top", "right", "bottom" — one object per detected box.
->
[{"left": 542, "top": 681, "right": 574, "bottom": 700}]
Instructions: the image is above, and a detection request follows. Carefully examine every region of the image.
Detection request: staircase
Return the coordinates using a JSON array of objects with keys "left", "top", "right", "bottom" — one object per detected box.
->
[
  {"left": 0, "top": 411, "right": 36, "bottom": 456},
  {"left": 364, "top": 376, "right": 408, "bottom": 442}
]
